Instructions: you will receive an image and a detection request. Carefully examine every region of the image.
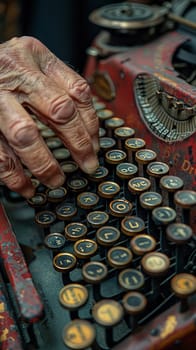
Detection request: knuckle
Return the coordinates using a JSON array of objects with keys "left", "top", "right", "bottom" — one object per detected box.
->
[
  {"left": 9, "top": 120, "right": 39, "bottom": 148},
  {"left": 0, "top": 153, "right": 16, "bottom": 174},
  {"left": 70, "top": 78, "right": 91, "bottom": 102},
  {"left": 49, "top": 97, "right": 76, "bottom": 125}
]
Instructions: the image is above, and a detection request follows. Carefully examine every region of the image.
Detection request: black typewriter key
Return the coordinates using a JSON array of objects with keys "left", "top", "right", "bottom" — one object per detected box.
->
[
  {"left": 73, "top": 239, "right": 98, "bottom": 260},
  {"left": 121, "top": 216, "right": 145, "bottom": 237},
  {"left": 128, "top": 177, "right": 151, "bottom": 195},
  {"left": 77, "top": 192, "right": 99, "bottom": 210},
  {"left": 147, "top": 161, "right": 169, "bottom": 191},
  {"left": 46, "top": 136, "right": 63, "bottom": 150},
  {"left": 96, "top": 226, "right": 120, "bottom": 247},
  {"left": 52, "top": 147, "right": 71, "bottom": 161},
  {"left": 139, "top": 191, "right": 163, "bottom": 210},
  {"left": 98, "top": 181, "right": 120, "bottom": 199},
  {"left": 65, "top": 222, "right": 88, "bottom": 241},
  {"left": 82, "top": 261, "right": 108, "bottom": 300},
  {"left": 105, "top": 149, "right": 127, "bottom": 165},
  {"left": 99, "top": 136, "right": 116, "bottom": 152},
  {"left": 87, "top": 211, "right": 109, "bottom": 228},
  {"left": 99, "top": 127, "right": 106, "bottom": 137},
  {"left": 160, "top": 175, "right": 184, "bottom": 207},
  {"left": 44, "top": 232, "right": 66, "bottom": 252},
  {"left": 174, "top": 190, "right": 196, "bottom": 224},
  {"left": 45, "top": 187, "right": 67, "bottom": 203},
  {"left": 107, "top": 246, "right": 133, "bottom": 269},
  {"left": 41, "top": 127, "right": 55, "bottom": 138},
  {"left": 135, "top": 149, "right": 157, "bottom": 177},
  {"left": 87, "top": 166, "right": 109, "bottom": 183},
  {"left": 152, "top": 206, "right": 176, "bottom": 251},
  {"left": 109, "top": 198, "right": 133, "bottom": 218},
  {"left": 125, "top": 137, "right": 146, "bottom": 163},
  {"left": 114, "top": 126, "right": 135, "bottom": 149},
  {"left": 166, "top": 223, "right": 193, "bottom": 273},
  {"left": 67, "top": 176, "right": 88, "bottom": 192},
  {"left": 105, "top": 117, "right": 125, "bottom": 137},
  {"left": 130, "top": 234, "right": 156, "bottom": 256},
  {"left": 92, "top": 299, "right": 124, "bottom": 348},
  {"left": 62, "top": 319, "right": 96, "bottom": 350},
  {"left": 27, "top": 193, "right": 47, "bottom": 210},
  {"left": 60, "top": 160, "right": 79, "bottom": 175},
  {"left": 59, "top": 283, "right": 88, "bottom": 319},
  {"left": 35, "top": 210, "right": 56, "bottom": 234},
  {"left": 171, "top": 273, "right": 196, "bottom": 313},
  {"left": 116, "top": 162, "right": 138, "bottom": 180},
  {"left": 53, "top": 252, "right": 77, "bottom": 283},
  {"left": 56, "top": 202, "right": 77, "bottom": 221},
  {"left": 118, "top": 268, "right": 145, "bottom": 291},
  {"left": 122, "top": 291, "right": 147, "bottom": 329}
]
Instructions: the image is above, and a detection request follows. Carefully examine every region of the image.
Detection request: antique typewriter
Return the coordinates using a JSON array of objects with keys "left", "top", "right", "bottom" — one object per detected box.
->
[{"left": 0, "top": 1, "right": 196, "bottom": 350}]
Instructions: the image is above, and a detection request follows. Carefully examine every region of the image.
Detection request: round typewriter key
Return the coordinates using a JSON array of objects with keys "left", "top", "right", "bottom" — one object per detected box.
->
[
  {"left": 46, "top": 137, "right": 63, "bottom": 149},
  {"left": 147, "top": 161, "right": 169, "bottom": 178},
  {"left": 93, "top": 101, "right": 106, "bottom": 111},
  {"left": 109, "top": 198, "right": 133, "bottom": 217},
  {"left": 59, "top": 283, "right": 88, "bottom": 310},
  {"left": 98, "top": 181, "right": 120, "bottom": 199},
  {"left": 92, "top": 299, "right": 124, "bottom": 327},
  {"left": 65, "top": 222, "right": 88, "bottom": 241},
  {"left": 41, "top": 127, "right": 55, "bottom": 138},
  {"left": 160, "top": 175, "right": 184, "bottom": 192},
  {"left": 52, "top": 147, "right": 70, "bottom": 160},
  {"left": 96, "top": 108, "right": 114, "bottom": 121},
  {"left": 31, "top": 178, "right": 41, "bottom": 189},
  {"left": 62, "top": 319, "right": 96, "bottom": 349},
  {"left": 139, "top": 191, "right": 163, "bottom": 210},
  {"left": 166, "top": 223, "right": 193, "bottom": 244},
  {"left": 56, "top": 203, "right": 77, "bottom": 221},
  {"left": 36, "top": 120, "right": 47, "bottom": 130},
  {"left": 116, "top": 162, "right": 138, "bottom": 180},
  {"left": 67, "top": 176, "right": 88, "bottom": 192},
  {"left": 88, "top": 166, "right": 109, "bottom": 182},
  {"left": 44, "top": 232, "right": 66, "bottom": 250},
  {"left": 99, "top": 127, "right": 106, "bottom": 137},
  {"left": 174, "top": 190, "right": 196, "bottom": 209},
  {"left": 141, "top": 252, "right": 170, "bottom": 277},
  {"left": 105, "top": 117, "right": 125, "bottom": 136},
  {"left": 130, "top": 234, "right": 156, "bottom": 256},
  {"left": 121, "top": 216, "right": 145, "bottom": 236},
  {"left": 125, "top": 138, "right": 146, "bottom": 162},
  {"left": 87, "top": 211, "right": 109, "bottom": 228},
  {"left": 114, "top": 126, "right": 135, "bottom": 139},
  {"left": 107, "top": 246, "right": 133, "bottom": 269},
  {"left": 118, "top": 268, "right": 145, "bottom": 291},
  {"left": 135, "top": 149, "right": 157, "bottom": 165},
  {"left": 82, "top": 261, "right": 108, "bottom": 284},
  {"left": 152, "top": 206, "right": 176, "bottom": 226},
  {"left": 73, "top": 239, "right": 98, "bottom": 259},
  {"left": 99, "top": 136, "right": 116, "bottom": 151},
  {"left": 128, "top": 177, "right": 151, "bottom": 194},
  {"left": 53, "top": 252, "right": 77, "bottom": 273},
  {"left": 27, "top": 193, "right": 47, "bottom": 208},
  {"left": 77, "top": 192, "right": 99, "bottom": 210},
  {"left": 46, "top": 187, "right": 67, "bottom": 203},
  {"left": 171, "top": 273, "right": 196, "bottom": 299},
  {"left": 122, "top": 291, "right": 147, "bottom": 315},
  {"left": 35, "top": 210, "right": 56, "bottom": 227},
  {"left": 96, "top": 226, "right": 120, "bottom": 247},
  {"left": 60, "top": 160, "right": 79, "bottom": 174},
  {"left": 105, "top": 149, "right": 127, "bottom": 165}
]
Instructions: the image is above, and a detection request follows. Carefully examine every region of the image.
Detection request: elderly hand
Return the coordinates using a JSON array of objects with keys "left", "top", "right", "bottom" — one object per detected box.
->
[{"left": 0, "top": 36, "right": 99, "bottom": 198}]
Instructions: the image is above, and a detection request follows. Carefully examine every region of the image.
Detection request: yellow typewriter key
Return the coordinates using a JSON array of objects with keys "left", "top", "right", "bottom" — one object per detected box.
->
[
  {"left": 98, "top": 181, "right": 120, "bottom": 199},
  {"left": 87, "top": 211, "right": 109, "bottom": 228},
  {"left": 60, "top": 160, "right": 79, "bottom": 175},
  {"left": 171, "top": 273, "right": 196, "bottom": 312},
  {"left": 107, "top": 246, "right": 133, "bottom": 269},
  {"left": 56, "top": 202, "right": 77, "bottom": 221},
  {"left": 45, "top": 187, "right": 67, "bottom": 203},
  {"left": 118, "top": 268, "right": 145, "bottom": 291},
  {"left": 73, "top": 239, "right": 98, "bottom": 259},
  {"left": 62, "top": 319, "right": 96, "bottom": 350},
  {"left": 77, "top": 192, "right": 99, "bottom": 210},
  {"left": 59, "top": 283, "right": 88, "bottom": 315},
  {"left": 96, "top": 226, "right": 120, "bottom": 247},
  {"left": 130, "top": 234, "right": 156, "bottom": 256},
  {"left": 141, "top": 252, "right": 170, "bottom": 278},
  {"left": 46, "top": 136, "right": 63, "bottom": 150},
  {"left": 121, "top": 216, "right": 145, "bottom": 236},
  {"left": 65, "top": 222, "right": 88, "bottom": 241},
  {"left": 109, "top": 198, "right": 133, "bottom": 217}
]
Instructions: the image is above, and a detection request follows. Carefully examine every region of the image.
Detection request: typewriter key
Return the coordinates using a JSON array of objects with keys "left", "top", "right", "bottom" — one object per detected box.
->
[
  {"left": 93, "top": 101, "right": 106, "bottom": 111},
  {"left": 67, "top": 176, "right": 88, "bottom": 192},
  {"left": 82, "top": 261, "right": 108, "bottom": 300},
  {"left": 73, "top": 239, "right": 98, "bottom": 259},
  {"left": 65, "top": 222, "right": 88, "bottom": 241},
  {"left": 128, "top": 177, "right": 151, "bottom": 194},
  {"left": 122, "top": 291, "right": 147, "bottom": 329},
  {"left": 105, "top": 117, "right": 125, "bottom": 137},
  {"left": 114, "top": 126, "right": 135, "bottom": 149},
  {"left": 99, "top": 136, "right": 116, "bottom": 151},
  {"left": 59, "top": 283, "right": 88, "bottom": 316},
  {"left": 53, "top": 252, "right": 77, "bottom": 281},
  {"left": 125, "top": 137, "right": 146, "bottom": 163},
  {"left": 77, "top": 192, "right": 99, "bottom": 209},
  {"left": 87, "top": 211, "right": 109, "bottom": 228},
  {"left": 60, "top": 160, "right": 79, "bottom": 174},
  {"left": 174, "top": 190, "right": 196, "bottom": 224},
  {"left": 105, "top": 149, "right": 127, "bottom": 165},
  {"left": 41, "top": 127, "right": 55, "bottom": 138},
  {"left": 121, "top": 216, "right": 145, "bottom": 236},
  {"left": 171, "top": 273, "right": 196, "bottom": 313},
  {"left": 147, "top": 161, "right": 169, "bottom": 191},
  {"left": 141, "top": 252, "right": 170, "bottom": 277},
  {"left": 27, "top": 193, "right": 47, "bottom": 208},
  {"left": 135, "top": 149, "right": 157, "bottom": 177},
  {"left": 35, "top": 210, "right": 56, "bottom": 229},
  {"left": 62, "top": 319, "right": 96, "bottom": 350},
  {"left": 139, "top": 191, "right": 163, "bottom": 210},
  {"left": 96, "top": 226, "right": 120, "bottom": 247},
  {"left": 56, "top": 202, "right": 77, "bottom": 221},
  {"left": 52, "top": 147, "right": 70, "bottom": 161},
  {"left": 118, "top": 268, "right": 145, "bottom": 291},
  {"left": 96, "top": 109, "right": 114, "bottom": 123},
  {"left": 109, "top": 198, "right": 133, "bottom": 217},
  {"left": 152, "top": 206, "right": 176, "bottom": 226},
  {"left": 44, "top": 232, "right": 66, "bottom": 251},
  {"left": 116, "top": 162, "right": 138, "bottom": 180},
  {"left": 45, "top": 187, "right": 67, "bottom": 203},
  {"left": 36, "top": 120, "right": 47, "bottom": 131},
  {"left": 107, "top": 246, "right": 133, "bottom": 269},
  {"left": 160, "top": 175, "right": 184, "bottom": 207},
  {"left": 99, "top": 127, "right": 106, "bottom": 137},
  {"left": 130, "top": 234, "right": 156, "bottom": 256},
  {"left": 87, "top": 166, "right": 109, "bottom": 182},
  {"left": 98, "top": 181, "right": 120, "bottom": 199},
  {"left": 46, "top": 137, "right": 63, "bottom": 150}
]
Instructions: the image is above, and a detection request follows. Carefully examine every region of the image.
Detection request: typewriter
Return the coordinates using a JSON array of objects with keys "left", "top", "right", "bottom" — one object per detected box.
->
[{"left": 0, "top": 1, "right": 196, "bottom": 350}]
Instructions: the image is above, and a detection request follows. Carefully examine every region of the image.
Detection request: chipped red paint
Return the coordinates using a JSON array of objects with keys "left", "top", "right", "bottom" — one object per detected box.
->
[{"left": 0, "top": 203, "right": 43, "bottom": 323}]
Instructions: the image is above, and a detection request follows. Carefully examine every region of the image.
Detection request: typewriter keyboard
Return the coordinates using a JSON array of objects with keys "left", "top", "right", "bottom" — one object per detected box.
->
[{"left": 0, "top": 97, "right": 196, "bottom": 350}]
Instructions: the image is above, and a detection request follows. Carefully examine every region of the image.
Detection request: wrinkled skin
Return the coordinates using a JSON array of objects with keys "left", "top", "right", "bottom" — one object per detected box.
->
[{"left": 0, "top": 36, "right": 99, "bottom": 198}]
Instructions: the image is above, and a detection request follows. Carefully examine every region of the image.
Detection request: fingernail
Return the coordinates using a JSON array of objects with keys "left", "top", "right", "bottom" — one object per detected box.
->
[
  {"left": 46, "top": 174, "right": 65, "bottom": 188},
  {"left": 83, "top": 156, "right": 99, "bottom": 174}
]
